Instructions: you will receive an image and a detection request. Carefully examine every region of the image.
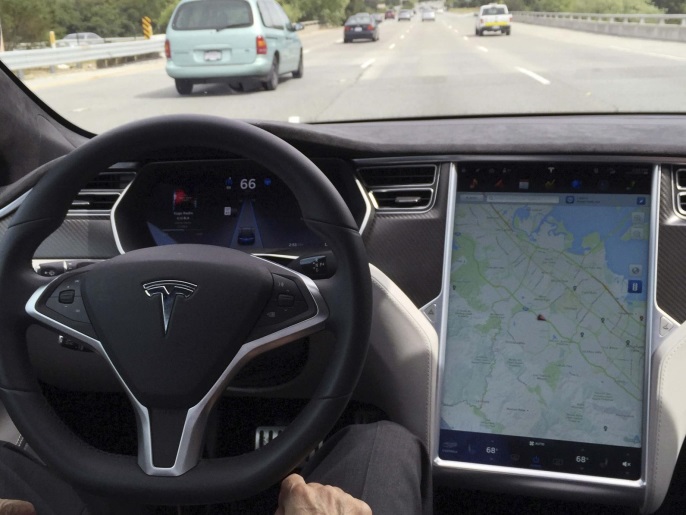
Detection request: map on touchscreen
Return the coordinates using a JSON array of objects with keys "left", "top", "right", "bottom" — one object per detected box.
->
[{"left": 441, "top": 193, "right": 649, "bottom": 450}]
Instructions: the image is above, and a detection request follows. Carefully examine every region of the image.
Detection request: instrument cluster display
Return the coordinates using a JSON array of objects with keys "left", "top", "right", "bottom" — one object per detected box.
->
[{"left": 140, "top": 162, "right": 325, "bottom": 251}]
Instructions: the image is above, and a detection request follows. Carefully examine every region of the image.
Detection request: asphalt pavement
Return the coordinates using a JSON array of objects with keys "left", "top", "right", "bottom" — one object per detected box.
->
[{"left": 23, "top": 12, "right": 686, "bottom": 133}]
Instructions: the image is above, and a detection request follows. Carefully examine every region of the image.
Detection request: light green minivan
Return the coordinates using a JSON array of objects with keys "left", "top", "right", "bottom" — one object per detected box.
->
[{"left": 165, "top": 0, "right": 304, "bottom": 95}]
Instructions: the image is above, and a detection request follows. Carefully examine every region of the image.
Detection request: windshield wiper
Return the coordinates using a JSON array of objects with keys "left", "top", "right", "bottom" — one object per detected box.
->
[{"left": 215, "top": 23, "right": 247, "bottom": 31}]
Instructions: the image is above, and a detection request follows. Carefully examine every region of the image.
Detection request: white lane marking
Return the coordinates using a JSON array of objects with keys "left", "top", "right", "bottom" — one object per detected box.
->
[
  {"left": 454, "top": 29, "right": 459, "bottom": 34},
  {"left": 401, "top": 35, "right": 405, "bottom": 39},
  {"left": 361, "top": 58, "right": 375, "bottom": 69},
  {"left": 609, "top": 45, "right": 686, "bottom": 62},
  {"left": 288, "top": 116, "right": 300, "bottom": 123},
  {"left": 463, "top": 36, "right": 469, "bottom": 41},
  {"left": 516, "top": 67, "right": 551, "bottom": 85},
  {"left": 448, "top": 25, "right": 453, "bottom": 29},
  {"left": 303, "top": 49, "right": 311, "bottom": 54},
  {"left": 389, "top": 43, "right": 396, "bottom": 50},
  {"left": 336, "top": 38, "right": 343, "bottom": 43},
  {"left": 477, "top": 46, "right": 488, "bottom": 52}
]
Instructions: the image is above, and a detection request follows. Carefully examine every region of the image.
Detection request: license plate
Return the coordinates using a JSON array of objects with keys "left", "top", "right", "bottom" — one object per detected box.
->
[
  {"left": 354, "top": 27, "right": 362, "bottom": 32},
  {"left": 204, "top": 50, "right": 222, "bottom": 62}
]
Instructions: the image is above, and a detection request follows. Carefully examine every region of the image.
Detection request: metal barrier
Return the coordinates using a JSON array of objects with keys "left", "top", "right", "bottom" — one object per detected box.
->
[
  {"left": 513, "top": 12, "right": 686, "bottom": 24},
  {"left": 0, "top": 38, "right": 165, "bottom": 72},
  {"left": 512, "top": 11, "right": 686, "bottom": 42}
]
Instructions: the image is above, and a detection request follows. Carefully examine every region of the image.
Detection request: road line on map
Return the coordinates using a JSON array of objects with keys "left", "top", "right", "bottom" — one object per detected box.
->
[
  {"left": 463, "top": 36, "right": 469, "bottom": 41},
  {"left": 361, "top": 58, "right": 375, "bottom": 69},
  {"left": 516, "top": 67, "right": 551, "bottom": 85},
  {"left": 477, "top": 46, "right": 488, "bottom": 52},
  {"left": 389, "top": 43, "right": 396, "bottom": 50},
  {"left": 303, "top": 49, "right": 311, "bottom": 54},
  {"left": 336, "top": 38, "right": 343, "bottom": 43}
]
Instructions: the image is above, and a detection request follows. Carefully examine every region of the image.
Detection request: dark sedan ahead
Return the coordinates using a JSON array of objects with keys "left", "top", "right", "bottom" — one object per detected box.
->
[{"left": 343, "top": 14, "right": 379, "bottom": 43}]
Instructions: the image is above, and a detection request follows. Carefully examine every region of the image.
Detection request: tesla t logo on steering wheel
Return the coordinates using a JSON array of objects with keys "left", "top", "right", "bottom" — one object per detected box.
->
[{"left": 142, "top": 280, "right": 197, "bottom": 335}]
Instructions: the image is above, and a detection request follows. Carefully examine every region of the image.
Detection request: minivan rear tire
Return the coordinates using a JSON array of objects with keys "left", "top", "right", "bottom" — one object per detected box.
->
[
  {"left": 263, "top": 57, "right": 279, "bottom": 91},
  {"left": 175, "top": 79, "right": 193, "bottom": 95}
]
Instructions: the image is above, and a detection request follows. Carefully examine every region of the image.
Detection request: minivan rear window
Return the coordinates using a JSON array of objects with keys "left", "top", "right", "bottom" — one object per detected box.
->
[{"left": 172, "top": 0, "right": 254, "bottom": 30}]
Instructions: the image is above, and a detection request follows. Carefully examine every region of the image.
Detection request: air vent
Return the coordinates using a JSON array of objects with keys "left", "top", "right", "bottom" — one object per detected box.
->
[
  {"left": 678, "top": 192, "right": 686, "bottom": 216},
  {"left": 357, "top": 164, "right": 439, "bottom": 212},
  {"left": 358, "top": 165, "right": 437, "bottom": 188},
  {"left": 676, "top": 168, "right": 686, "bottom": 190},
  {"left": 69, "top": 168, "right": 136, "bottom": 215},
  {"left": 371, "top": 189, "right": 433, "bottom": 210}
]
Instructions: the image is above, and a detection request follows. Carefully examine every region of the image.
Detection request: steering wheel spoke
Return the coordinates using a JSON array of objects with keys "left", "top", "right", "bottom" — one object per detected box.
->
[{"left": 138, "top": 405, "right": 206, "bottom": 476}]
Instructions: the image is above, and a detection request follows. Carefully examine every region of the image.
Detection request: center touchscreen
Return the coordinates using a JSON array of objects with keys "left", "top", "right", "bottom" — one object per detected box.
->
[{"left": 439, "top": 163, "right": 651, "bottom": 480}]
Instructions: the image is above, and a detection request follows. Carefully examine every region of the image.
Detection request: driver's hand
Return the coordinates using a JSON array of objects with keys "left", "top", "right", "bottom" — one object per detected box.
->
[
  {"left": 0, "top": 500, "right": 35, "bottom": 515},
  {"left": 275, "top": 473, "right": 372, "bottom": 515}
]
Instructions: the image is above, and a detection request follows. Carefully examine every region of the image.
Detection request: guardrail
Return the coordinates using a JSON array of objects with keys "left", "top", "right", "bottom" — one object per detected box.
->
[
  {"left": 512, "top": 11, "right": 686, "bottom": 42},
  {"left": 0, "top": 38, "right": 165, "bottom": 74}
]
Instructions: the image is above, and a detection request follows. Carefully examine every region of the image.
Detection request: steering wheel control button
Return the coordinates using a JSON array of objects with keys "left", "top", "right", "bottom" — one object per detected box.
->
[
  {"left": 273, "top": 274, "right": 305, "bottom": 301},
  {"left": 58, "top": 290, "right": 76, "bottom": 304},
  {"left": 45, "top": 276, "right": 87, "bottom": 317},
  {"left": 254, "top": 274, "right": 315, "bottom": 331},
  {"left": 277, "top": 294, "right": 295, "bottom": 307}
]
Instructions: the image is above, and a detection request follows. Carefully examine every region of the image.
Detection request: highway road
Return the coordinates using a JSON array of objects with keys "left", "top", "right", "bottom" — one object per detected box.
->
[{"left": 22, "top": 12, "right": 686, "bottom": 133}]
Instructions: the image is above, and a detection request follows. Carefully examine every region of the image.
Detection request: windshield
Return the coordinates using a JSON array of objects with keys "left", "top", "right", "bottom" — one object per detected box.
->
[
  {"left": 482, "top": 7, "right": 507, "bottom": 14},
  {"left": 1, "top": 0, "right": 685, "bottom": 132},
  {"left": 346, "top": 14, "right": 372, "bottom": 24}
]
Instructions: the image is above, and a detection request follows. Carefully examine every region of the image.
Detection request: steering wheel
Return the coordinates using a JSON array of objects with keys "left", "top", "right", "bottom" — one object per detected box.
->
[{"left": 0, "top": 116, "right": 372, "bottom": 505}]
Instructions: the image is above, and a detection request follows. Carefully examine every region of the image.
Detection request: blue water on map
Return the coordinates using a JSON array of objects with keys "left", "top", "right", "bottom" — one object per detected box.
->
[{"left": 512, "top": 205, "right": 649, "bottom": 301}]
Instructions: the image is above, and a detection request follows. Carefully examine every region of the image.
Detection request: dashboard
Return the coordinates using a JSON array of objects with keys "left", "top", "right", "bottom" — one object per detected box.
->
[
  {"left": 3, "top": 82, "right": 686, "bottom": 513},
  {"left": 24, "top": 151, "right": 686, "bottom": 512}
]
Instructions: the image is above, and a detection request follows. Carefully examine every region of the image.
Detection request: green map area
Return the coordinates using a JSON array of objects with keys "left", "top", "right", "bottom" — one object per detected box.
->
[{"left": 442, "top": 200, "right": 647, "bottom": 447}]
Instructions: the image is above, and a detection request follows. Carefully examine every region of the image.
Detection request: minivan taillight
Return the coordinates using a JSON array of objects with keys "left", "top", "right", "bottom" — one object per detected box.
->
[
  {"left": 164, "top": 39, "right": 171, "bottom": 59},
  {"left": 256, "top": 35, "right": 267, "bottom": 55},
  {"left": 367, "top": 25, "right": 374, "bottom": 30}
]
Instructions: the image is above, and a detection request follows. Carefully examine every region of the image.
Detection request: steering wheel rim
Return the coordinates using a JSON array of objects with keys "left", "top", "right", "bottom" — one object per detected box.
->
[{"left": 0, "top": 115, "right": 372, "bottom": 504}]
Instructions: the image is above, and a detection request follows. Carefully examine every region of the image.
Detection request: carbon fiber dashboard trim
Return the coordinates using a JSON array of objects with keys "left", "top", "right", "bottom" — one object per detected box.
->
[
  {"left": 656, "top": 168, "right": 686, "bottom": 323},
  {"left": 361, "top": 163, "right": 450, "bottom": 308},
  {"left": 34, "top": 217, "right": 120, "bottom": 259}
]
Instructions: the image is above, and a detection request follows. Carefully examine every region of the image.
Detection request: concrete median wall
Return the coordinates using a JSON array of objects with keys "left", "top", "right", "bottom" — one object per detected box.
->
[{"left": 513, "top": 13, "right": 686, "bottom": 43}]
